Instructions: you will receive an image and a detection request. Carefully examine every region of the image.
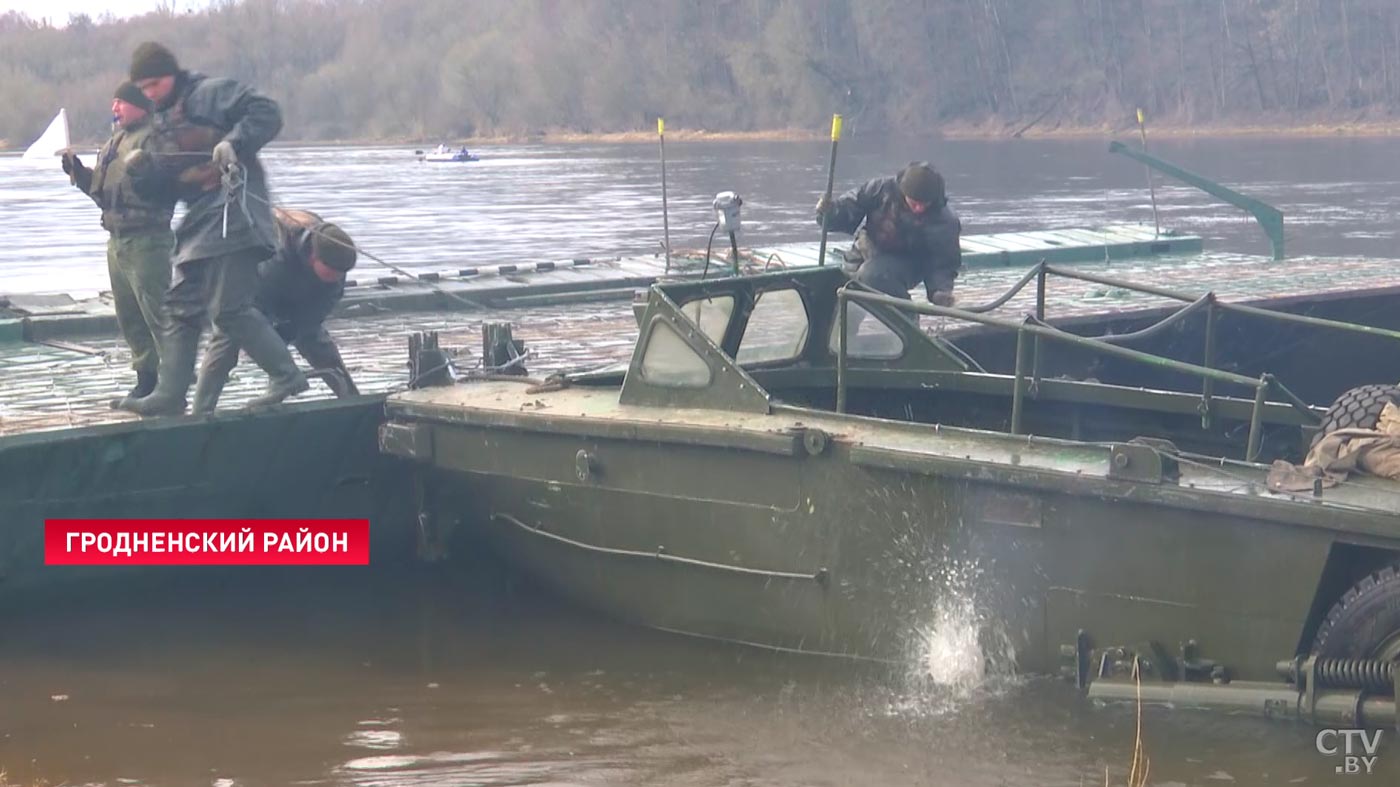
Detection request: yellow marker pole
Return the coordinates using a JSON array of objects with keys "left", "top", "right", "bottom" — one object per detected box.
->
[
  {"left": 1137, "top": 108, "right": 1160, "bottom": 238},
  {"left": 658, "top": 117, "right": 672, "bottom": 273},
  {"left": 816, "top": 114, "right": 843, "bottom": 267}
]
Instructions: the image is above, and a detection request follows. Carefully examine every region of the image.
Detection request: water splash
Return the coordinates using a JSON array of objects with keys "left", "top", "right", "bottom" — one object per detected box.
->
[
  {"left": 920, "top": 593, "right": 991, "bottom": 689},
  {"left": 883, "top": 554, "right": 1020, "bottom": 718}
]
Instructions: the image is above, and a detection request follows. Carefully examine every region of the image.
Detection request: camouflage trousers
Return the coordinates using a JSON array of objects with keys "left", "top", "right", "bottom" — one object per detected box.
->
[{"left": 107, "top": 229, "right": 173, "bottom": 374}]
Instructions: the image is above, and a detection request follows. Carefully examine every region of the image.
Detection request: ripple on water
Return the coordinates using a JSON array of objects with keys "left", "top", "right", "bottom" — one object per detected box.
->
[
  {"left": 337, "top": 750, "right": 585, "bottom": 786},
  {"left": 344, "top": 729, "right": 404, "bottom": 750}
]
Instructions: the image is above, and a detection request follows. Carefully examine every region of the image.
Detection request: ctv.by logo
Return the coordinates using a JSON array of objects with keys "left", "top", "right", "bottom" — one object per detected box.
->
[{"left": 1316, "top": 729, "right": 1384, "bottom": 775}]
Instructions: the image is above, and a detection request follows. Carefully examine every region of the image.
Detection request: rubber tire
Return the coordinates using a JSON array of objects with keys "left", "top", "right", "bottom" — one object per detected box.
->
[
  {"left": 1309, "top": 384, "right": 1400, "bottom": 449},
  {"left": 1311, "top": 564, "right": 1400, "bottom": 659}
]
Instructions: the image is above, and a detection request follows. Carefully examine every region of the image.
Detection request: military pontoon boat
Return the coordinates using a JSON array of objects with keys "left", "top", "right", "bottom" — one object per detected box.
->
[{"left": 381, "top": 262, "right": 1400, "bottom": 729}]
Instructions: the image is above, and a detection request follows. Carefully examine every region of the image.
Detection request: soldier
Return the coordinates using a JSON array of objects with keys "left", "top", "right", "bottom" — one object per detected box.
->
[
  {"left": 815, "top": 161, "right": 963, "bottom": 306},
  {"left": 62, "top": 82, "right": 175, "bottom": 408},
  {"left": 193, "top": 207, "right": 360, "bottom": 414},
  {"left": 120, "top": 41, "right": 308, "bottom": 416}
]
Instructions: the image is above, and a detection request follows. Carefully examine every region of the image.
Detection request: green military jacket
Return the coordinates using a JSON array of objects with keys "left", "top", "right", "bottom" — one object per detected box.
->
[{"left": 76, "top": 118, "right": 176, "bottom": 234}]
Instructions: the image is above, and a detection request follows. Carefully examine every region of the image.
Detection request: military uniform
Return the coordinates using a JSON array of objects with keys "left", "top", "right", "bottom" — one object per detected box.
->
[
  {"left": 69, "top": 106, "right": 175, "bottom": 389},
  {"left": 194, "top": 208, "right": 359, "bottom": 414},
  {"left": 819, "top": 162, "right": 962, "bottom": 302},
  {"left": 122, "top": 42, "right": 308, "bottom": 416}
]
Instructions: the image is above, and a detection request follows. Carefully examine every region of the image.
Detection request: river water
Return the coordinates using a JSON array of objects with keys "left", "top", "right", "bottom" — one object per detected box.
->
[
  {"left": 5, "top": 135, "right": 1400, "bottom": 295},
  {"left": 4, "top": 137, "right": 1400, "bottom": 785}
]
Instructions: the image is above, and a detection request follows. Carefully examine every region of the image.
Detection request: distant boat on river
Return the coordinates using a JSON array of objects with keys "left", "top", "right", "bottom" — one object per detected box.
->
[{"left": 415, "top": 144, "right": 479, "bottom": 163}]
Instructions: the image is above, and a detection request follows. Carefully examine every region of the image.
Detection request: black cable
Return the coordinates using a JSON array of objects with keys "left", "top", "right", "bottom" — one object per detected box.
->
[{"left": 701, "top": 222, "right": 720, "bottom": 280}]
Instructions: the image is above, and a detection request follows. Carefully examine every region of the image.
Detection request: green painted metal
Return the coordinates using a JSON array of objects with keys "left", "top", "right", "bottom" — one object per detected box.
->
[
  {"left": 1109, "top": 140, "right": 1285, "bottom": 260},
  {"left": 748, "top": 223, "right": 1203, "bottom": 271},
  {"left": 0, "top": 398, "right": 416, "bottom": 597},
  {"left": 837, "top": 286, "right": 1318, "bottom": 447},
  {"left": 383, "top": 263, "right": 1400, "bottom": 724},
  {"left": 620, "top": 286, "right": 772, "bottom": 414}
]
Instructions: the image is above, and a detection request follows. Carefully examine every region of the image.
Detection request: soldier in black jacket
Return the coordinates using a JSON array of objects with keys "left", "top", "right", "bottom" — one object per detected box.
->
[
  {"left": 193, "top": 208, "right": 359, "bottom": 414},
  {"left": 120, "top": 41, "right": 308, "bottom": 416},
  {"left": 816, "top": 161, "right": 963, "bottom": 306}
]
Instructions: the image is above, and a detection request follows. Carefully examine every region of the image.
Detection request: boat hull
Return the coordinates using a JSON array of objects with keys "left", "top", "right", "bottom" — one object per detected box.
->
[
  {"left": 1, "top": 398, "right": 416, "bottom": 598},
  {"left": 390, "top": 407, "right": 1372, "bottom": 680}
]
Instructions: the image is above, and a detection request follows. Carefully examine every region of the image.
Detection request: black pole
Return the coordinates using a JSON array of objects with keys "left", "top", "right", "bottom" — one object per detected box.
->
[{"left": 816, "top": 114, "right": 842, "bottom": 267}]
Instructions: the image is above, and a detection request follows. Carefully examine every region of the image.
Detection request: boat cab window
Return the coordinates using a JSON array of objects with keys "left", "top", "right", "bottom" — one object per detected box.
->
[
  {"left": 736, "top": 288, "right": 809, "bottom": 365},
  {"left": 639, "top": 320, "right": 713, "bottom": 387},
  {"left": 679, "top": 296, "right": 735, "bottom": 345},
  {"left": 827, "top": 302, "right": 905, "bottom": 360}
]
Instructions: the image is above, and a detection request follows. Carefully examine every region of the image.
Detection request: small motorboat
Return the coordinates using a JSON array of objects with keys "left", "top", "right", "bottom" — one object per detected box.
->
[{"left": 417, "top": 144, "right": 478, "bottom": 163}]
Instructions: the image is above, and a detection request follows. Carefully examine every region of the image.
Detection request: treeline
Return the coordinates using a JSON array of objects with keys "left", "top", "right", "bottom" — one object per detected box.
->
[{"left": 5, "top": 0, "right": 1400, "bottom": 146}]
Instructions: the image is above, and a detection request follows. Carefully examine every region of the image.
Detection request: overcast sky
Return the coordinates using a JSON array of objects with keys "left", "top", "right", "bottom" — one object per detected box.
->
[{"left": 1, "top": 0, "right": 212, "bottom": 24}]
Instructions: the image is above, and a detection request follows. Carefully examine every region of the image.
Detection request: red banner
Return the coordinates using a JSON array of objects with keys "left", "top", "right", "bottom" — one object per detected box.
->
[{"left": 44, "top": 519, "right": 370, "bottom": 565}]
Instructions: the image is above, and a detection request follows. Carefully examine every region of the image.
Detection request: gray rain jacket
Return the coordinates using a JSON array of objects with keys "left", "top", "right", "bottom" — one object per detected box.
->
[{"left": 132, "top": 70, "right": 283, "bottom": 265}]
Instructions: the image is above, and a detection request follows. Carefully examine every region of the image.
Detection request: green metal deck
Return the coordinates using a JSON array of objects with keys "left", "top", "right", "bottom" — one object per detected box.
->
[{"left": 736, "top": 224, "right": 1203, "bottom": 270}]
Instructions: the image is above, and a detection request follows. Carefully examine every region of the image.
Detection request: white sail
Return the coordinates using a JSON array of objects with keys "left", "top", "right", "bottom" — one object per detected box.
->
[{"left": 22, "top": 109, "right": 70, "bottom": 161}]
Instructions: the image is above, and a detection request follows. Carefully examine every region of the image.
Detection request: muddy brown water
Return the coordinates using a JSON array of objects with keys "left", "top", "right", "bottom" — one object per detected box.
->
[{"left": 5, "top": 137, "right": 1400, "bottom": 784}]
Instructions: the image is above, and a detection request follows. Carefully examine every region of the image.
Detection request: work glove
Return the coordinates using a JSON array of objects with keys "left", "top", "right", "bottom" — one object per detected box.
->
[
  {"left": 61, "top": 152, "right": 82, "bottom": 175},
  {"left": 930, "top": 290, "right": 955, "bottom": 307},
  {"left": 212, "top": 139, "right": 238, "bottom": 170},
  {"left": 815, "top": 194, "right": 833, "bottom": 217}
]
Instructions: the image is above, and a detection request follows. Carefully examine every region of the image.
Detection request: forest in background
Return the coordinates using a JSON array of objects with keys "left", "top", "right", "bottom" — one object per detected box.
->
[{"left": 5, "top": 0, "right": 1400, "bottom": 146}]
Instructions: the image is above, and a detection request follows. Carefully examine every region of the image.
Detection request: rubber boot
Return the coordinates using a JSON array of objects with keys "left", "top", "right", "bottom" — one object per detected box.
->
[
  {"left": 246, "top": 373, "right": 310, "bottom": 408},
  {"left": 238, "top": 324, "right": 310, "bottom": 408},
  {"left": 118, "top": 324, "right": 197, "bottom": 417},
  {"left": 191, "top": 371, "right": 227, "bottom": 416},
  {"left": 109, "top": 369, "right": 158, "bottom": 410},
  {"left": 307, "top": 367, "right": 358, "bottom": 398}
]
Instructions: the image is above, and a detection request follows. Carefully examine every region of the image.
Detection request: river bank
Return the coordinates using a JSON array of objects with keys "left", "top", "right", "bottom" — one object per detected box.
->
[
  {"left": 942, "top": 117, "right": 1400, "bottom": 140},
  {"left": 13, "top": 118, "right": 1400, "bottom": 153},
  {"left": 224, "top": 119, "right": 1400, "bottom": 145}
]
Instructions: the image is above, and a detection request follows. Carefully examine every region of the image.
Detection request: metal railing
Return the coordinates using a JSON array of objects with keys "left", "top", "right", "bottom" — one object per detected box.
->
[{"left": 834, "top": 262, "right": 1400, "bottom": 462}]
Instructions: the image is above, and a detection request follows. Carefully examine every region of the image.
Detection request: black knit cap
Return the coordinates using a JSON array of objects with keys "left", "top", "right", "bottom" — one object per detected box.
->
[
  {"left": 129, "top": 41, "right": 179, "bottom": 81},
  {"left": 113, "top": 81, "right": 155, "bottom": 113},
  {"left": 313, "top": 224, "right": 358, "bottom": 273},
  {"left": 897, "top": 161, "right": 946, "bottom": 207}
]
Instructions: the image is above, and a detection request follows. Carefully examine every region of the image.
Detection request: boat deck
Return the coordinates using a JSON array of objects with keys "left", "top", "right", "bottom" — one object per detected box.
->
[
  {"left": 2, "top": 248, "right": 1398, "bottom": 438},
  {"left": 386, "top": 380, "right": 1400, "bottom": 528}
]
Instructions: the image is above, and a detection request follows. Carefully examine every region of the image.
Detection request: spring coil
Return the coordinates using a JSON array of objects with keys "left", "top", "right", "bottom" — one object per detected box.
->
[{"left": 1313, "top": 658, "right": 1397, "bottom": 692}]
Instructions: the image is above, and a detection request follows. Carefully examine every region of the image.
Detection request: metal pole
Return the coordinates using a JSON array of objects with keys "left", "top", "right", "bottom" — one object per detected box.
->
[
  {"left": 1136, "top": 108, "right": 1161, "bottom": 238},
  {"left": 1032, "top": 264, "right": 1047, "bottom": 392},
  {"left": 1247, "top": 376, "right": 1269, "bottom": 462},
  {"left": 1012, "top": 325, "right": 1029, "bottom": 435},
  {"left": 816, "top": 114, "right": 842, "bottom": 267},
  {"left": 1263, "top": 374, "right": 1321, "bottom": 424},
  {"left": 659, "top": 118, "right": 672, "bottom": 274},
  {"left": 1201, "top": 300, "right": 1217, "bottom": 430},
  {"left": 837, "top": 291, "right": 849, "bottom": 414},
  {"left": 846, "top": 288, "right": 1266, "bottom": 389}
]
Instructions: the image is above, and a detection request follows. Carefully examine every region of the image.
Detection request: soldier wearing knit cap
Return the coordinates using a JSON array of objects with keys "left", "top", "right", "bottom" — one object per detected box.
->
[
  {"left": 193, "top": 208, "right": 362, "bottom": 414},
  {"left": 815, "top": 161, "right": 962, "bottom": 306},
  {"left": 113, "top": 81, "right": 155, "bottom": 114},
  {"left": 62, "top": 81, "right": 177, "bottom": 406},
  {"left": 121, "top": 41, "right": 309, "bottom": 417}
]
